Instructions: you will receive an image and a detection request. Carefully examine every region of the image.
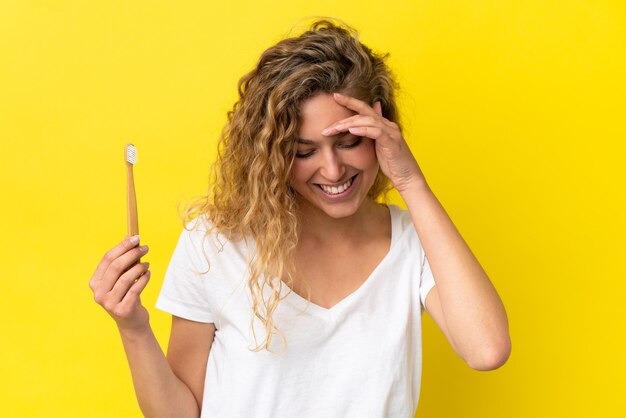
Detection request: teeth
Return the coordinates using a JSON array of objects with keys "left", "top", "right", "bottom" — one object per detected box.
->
[{"left": 320, "top": 177, "right": 353, "bottom": 195}]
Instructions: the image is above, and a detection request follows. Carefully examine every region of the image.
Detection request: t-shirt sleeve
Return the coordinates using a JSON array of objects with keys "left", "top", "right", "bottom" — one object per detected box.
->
[
  {"left": 419, "top": 250, "right": 437, "bottom": 312},
  {"left": 155, "top": 221, "right": 215, "bottom": 323}
]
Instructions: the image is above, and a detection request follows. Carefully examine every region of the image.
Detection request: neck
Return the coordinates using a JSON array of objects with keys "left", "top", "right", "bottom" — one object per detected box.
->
[{"left": 296, "top": 198, "right": 385, "bottom": 245}]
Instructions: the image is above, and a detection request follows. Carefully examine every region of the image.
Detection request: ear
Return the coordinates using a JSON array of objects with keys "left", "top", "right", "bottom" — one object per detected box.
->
[{"left": 373, "top": 101, "right": 382, "bottom": 116}]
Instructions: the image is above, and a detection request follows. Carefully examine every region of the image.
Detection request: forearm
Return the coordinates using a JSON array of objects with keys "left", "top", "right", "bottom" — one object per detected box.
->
[
  {"left": 400, "top": 178, "right": 511, "bottom": 367},
  {"left": 118, "top": 324, "right": 200, "bottom": 418}
]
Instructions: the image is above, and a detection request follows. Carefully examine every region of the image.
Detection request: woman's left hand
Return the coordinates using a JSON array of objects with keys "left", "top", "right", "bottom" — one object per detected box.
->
[{"left": 322, "top": 92, "right": 427, "bottom": 192}]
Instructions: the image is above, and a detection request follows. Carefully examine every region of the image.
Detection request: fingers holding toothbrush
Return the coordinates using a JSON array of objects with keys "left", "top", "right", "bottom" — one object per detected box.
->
[{"left": 89, "top": 235, "right": 152, "bottom": 333}]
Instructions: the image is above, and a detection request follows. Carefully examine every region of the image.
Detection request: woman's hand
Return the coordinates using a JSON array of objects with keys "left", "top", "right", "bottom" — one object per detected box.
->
[
  {"left": 89, "top": 236, "right": 152, "bottom": 334},
  {"left": 322, "top": 92, "right": 427, "bottom": 192}
]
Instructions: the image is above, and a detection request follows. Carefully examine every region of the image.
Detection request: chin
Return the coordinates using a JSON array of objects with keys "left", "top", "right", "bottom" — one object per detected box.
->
[
  {"left": 317, "top": 203, "right": 362, "bottom": 219},
  {"left": 302, "top": 190, "right": 369, "bottom": 220}
]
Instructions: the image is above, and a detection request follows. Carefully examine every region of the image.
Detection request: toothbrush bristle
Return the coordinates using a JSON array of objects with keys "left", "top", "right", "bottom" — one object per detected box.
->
[{"left": 126, "top": 144, "right": 137, "bottom": 164}]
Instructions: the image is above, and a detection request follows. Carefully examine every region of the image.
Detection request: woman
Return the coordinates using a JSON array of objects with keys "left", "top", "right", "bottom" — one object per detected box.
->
[{"left": 89, "top": 19, "right": 511, "bottom": 418}]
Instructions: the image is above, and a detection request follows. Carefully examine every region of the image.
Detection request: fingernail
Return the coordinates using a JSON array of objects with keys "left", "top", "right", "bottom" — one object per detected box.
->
[
  {"left": 130, "top": 235, "right": 140, "bottom": 245},
  {"left": 140, "top": 245, "right": 149, "bottom": 253},
  {"left": 334, "top": 123, "right": 345, "bottom": 130},
  {"left": 322, "top": 128, "right": 333, "bottom": 135},
  {"left": 334, "top": 92, "right": 343, "bottom": 98}
]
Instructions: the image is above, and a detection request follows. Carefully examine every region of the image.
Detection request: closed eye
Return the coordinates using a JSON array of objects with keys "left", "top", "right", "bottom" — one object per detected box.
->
[
  {"left": 295, "top": 136, "right": 363, "bottom": 159},
  {"left": 295, "top": 150, "right": 315, "bottom": 158},
  {"left": 338, "top": 136, "right": 363, "bottom": 149}
]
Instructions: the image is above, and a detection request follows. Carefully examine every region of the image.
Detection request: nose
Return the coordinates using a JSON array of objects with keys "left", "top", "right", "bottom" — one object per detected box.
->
[{"left": 319, "top": 148, "right": 346, "bottom": 182}]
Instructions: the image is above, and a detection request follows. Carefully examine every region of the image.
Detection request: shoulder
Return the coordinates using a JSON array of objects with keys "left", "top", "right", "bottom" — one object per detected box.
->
[
  {"left": 389, "top": 204, "right": 426, "bottom": 253},
  {"left": 179, "top": 214, "right": 253, "bottom": 261},
  {"left": 182, "top": 215, "right": 229, "bottom": 246},
  {"left": 389, "top": 204, "right": 413, "bottom": 231},
  {"left": 389, "top": 204, "right": 416, "bottom": 238}
]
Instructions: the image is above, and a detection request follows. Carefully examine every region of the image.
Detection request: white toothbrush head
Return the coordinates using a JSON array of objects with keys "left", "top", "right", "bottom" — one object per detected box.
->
[{"left": 125, "top": 144, "right": 137, "bottom": 164}]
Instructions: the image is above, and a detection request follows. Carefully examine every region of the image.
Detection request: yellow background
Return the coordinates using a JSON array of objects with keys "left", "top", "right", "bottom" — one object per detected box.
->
[{"left": 1, "top": 1, "right": 624, "bottom": 417}]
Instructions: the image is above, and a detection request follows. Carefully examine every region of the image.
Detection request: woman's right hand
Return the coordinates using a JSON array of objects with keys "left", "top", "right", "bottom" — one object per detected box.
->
[{"left": 89, "top": 235, "right": 152, "bottom": 333}]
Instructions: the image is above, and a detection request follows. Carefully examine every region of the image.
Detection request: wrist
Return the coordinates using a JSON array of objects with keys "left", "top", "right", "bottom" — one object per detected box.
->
[
  {"left": 395, "top": 173, "right": 430, "bottom": 195},
  {"left": 117, "top": 320, "right": 153, "bottom": 343}
]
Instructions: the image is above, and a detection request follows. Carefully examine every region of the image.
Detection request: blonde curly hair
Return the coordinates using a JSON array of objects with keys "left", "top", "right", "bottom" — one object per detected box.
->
[{"left": 180, "top": 18, "right": 402, "bottom": 352}]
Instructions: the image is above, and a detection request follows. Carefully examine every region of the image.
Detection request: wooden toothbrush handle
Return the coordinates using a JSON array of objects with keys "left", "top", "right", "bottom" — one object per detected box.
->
[{"left": 126, "top": 163, "right": 139, "bottom": 237}]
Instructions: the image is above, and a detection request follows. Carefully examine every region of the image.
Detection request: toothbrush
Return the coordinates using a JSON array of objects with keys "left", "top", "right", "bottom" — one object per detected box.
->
[{"left": 125, "top": 144, "right": 140, "bottom": 257}]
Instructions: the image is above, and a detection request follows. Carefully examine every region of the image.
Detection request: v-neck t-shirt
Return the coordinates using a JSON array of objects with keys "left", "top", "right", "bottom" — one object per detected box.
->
[{"left": 155, "top": 204, "right": 437, "bottom": 418}]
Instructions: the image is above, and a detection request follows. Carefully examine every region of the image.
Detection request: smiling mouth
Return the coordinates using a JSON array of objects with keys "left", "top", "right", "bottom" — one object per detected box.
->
[{"left": 315, "top": 174, "right": 357, "bottom": 195}]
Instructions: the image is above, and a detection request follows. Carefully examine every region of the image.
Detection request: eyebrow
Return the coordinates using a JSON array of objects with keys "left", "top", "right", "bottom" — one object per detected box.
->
[{"left": 296, "top": 131, "right": 351, "bottom": 145}]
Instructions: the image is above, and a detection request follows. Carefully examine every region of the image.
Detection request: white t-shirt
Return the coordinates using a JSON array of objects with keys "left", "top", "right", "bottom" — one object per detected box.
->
[{"left": 156, "top": 204, "right": 436, "bottom": 418}]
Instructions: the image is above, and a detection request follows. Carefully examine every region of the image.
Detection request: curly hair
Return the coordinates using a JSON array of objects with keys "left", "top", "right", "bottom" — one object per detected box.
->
[{"left": 179, "top": 18, "right": 402, "bottom": 352}]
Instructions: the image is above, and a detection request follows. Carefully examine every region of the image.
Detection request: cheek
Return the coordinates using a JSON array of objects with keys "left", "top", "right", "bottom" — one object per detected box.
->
[{"left": 289, "top": 161, "right": 312, "bottom": 183}]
